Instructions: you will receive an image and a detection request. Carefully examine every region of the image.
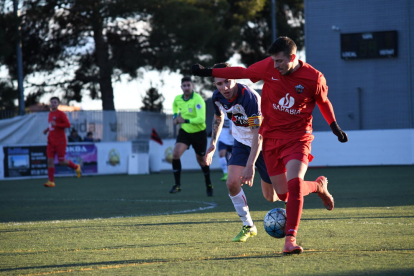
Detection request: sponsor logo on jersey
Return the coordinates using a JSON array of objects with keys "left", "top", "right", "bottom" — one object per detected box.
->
[
  {"left": 295, "top": 84, "right": 304, "bottom": 94},
  {"left": 189, "top": 108, "right": 193, "bottom": 113},
  {"left": 232, "top": 114, "right": 249, "bottom": 126},
  {"left": 273, "top": 93, "right": 301, "bottom": 115}
]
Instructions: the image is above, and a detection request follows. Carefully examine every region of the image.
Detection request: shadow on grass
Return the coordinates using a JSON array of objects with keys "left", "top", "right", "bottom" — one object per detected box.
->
[{"left": 0, "top": 252, "right": 285, "bottom": 273}]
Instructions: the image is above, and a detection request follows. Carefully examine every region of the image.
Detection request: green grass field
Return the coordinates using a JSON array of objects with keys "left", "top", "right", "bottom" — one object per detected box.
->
[{"left": 1, "top": 166, "right": 414, "bottom": 275}]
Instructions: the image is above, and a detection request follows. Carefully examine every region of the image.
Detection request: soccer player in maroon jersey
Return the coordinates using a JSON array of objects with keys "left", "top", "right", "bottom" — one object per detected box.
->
[
  {"left": 192, "top": 37, "right": 348, "bottom": 255},
  {"left": 43, "top": 97, "right": 81, "bottom": 187}
]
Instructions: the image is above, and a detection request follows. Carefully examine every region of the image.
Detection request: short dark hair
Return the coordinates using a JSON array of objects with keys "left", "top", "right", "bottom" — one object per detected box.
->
[
  {"left": 181, "top": 77, "right": 192, "bottom": 84},
  {"left": 87, "top": 132, "right": 93, "bottom": 136},
  {"left": 267, "top": 36, "right": 297, "bottom": 57},
  {"left": 71, "top": 128, "right": 78, "bottom": 133},
  {"left": 50, "top": 96, "right": 60, "bottom": 103},
  {"left": 212, "top": 62, "right": 230, "bottom": 69}
]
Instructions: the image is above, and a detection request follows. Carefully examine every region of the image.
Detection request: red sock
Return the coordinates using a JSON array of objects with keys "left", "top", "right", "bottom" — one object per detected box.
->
[
  {"left": 277, "top": 192, "right": 289, "bottom": 202},
  {"left": 303, "top": 180, "right": 318, "bottom": 195},
  {"left": 48, "top": 167, "right": 55, "bottom": 182},
  {"left": 68, "top": 160, "right": 78, "bottom": 170},
  {"left": 285, "top": 178, "right": 319, "bottom": 236},
  {"left": 286, "top": 178, "right": 304, "bottom": 236}
]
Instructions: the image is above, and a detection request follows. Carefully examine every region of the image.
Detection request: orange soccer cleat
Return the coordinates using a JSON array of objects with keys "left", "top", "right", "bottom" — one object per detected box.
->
[
  {"left": 283, "top": 236, "right": 303, "bottom": 255},
  {"left": 44, "top": 181, "right": 55, "bottom": 187},
  {"left": 316, "top": 176, "right": 334, "bottom": 211},
  {"left": 75, "top": 164, "right": 82, "bottom": 178}
]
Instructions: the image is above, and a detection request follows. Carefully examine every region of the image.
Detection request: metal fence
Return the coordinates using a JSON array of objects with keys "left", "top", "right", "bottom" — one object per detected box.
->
[{"left": 0, "top": 110, "right": 178, "bottom": 151}]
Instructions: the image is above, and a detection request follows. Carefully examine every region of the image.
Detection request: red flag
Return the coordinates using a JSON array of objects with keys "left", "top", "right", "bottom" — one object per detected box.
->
[{"left": 151, "top": 128, "right": 163, "bottom": 145}]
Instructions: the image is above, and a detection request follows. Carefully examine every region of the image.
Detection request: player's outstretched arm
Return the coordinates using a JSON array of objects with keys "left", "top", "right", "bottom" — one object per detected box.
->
[
  {"left": 43, "top": 128, "right": 49, "bottom": 135},
  {"left": 192, "top": 63, "right": 258, "bottom": 80},
  {"left": 192, "top": 64, "right": 212, "bottom": 77},
  {"left": 317, "top": 99, "right": 348, "bottom": 143}
]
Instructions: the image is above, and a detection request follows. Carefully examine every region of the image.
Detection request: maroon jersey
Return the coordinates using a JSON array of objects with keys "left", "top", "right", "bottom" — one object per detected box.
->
[
  {"left": 212, "top": 57, "right": 329, "bottom": 139},
  {"left": 47, "top": 110, "right": 70, "bottom": 144}
]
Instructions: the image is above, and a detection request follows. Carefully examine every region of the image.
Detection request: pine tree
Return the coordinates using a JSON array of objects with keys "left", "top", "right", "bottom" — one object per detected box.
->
[{"left": 141, "top": 87, "right": 164, "bottom": 113}]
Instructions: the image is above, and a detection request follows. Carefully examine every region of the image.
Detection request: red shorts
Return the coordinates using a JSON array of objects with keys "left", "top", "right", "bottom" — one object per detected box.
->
[
  {"left": 47, "top": 141, "right": 67, "bottom": 161},
  {"left": 262, "top": 135, "right": 314, "bottom": 176}
]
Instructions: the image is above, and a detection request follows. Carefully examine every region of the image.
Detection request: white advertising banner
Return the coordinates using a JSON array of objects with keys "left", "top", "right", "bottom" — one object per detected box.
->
[
  {"left": 149, "top": 139, "right": 221, "bottom": 172},
  {"left": 96, "top": 142, "right": 132, "bottom": 174}
]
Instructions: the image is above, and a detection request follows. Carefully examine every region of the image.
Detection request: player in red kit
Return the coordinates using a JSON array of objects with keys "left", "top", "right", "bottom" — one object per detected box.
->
[
  {"left": 192, "top": 37, "right": 348, "bottom": 255},
  {"left": 43, "top": 97, "right": 81, "bottom": 187}
]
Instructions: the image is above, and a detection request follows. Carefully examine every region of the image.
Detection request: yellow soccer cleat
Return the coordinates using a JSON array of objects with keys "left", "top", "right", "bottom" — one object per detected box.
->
[
  {"left": 75, "top": 164, "right": 82, "bottom": 178},
  {"left": 44, "top": 181, "right": 55, "bottom": 188},
  {"left": 232, "top": 225, "right": 257, "bottom": 242},
  {"left": 221, "top": 173, "right": 228, "bottom": 181}
]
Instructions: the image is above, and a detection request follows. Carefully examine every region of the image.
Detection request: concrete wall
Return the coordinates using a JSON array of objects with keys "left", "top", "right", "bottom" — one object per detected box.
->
[{"left": 305, "top": 0, "right": 414, "bottom": 131}]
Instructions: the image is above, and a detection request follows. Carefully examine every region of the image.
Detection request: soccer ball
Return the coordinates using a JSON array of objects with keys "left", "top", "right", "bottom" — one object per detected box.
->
[{"left": 263, "top": 208, "right": 286, "bottom": 239}]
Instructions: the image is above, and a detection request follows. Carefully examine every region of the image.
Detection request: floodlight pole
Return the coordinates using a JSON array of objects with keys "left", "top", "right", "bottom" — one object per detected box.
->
[
  {"left": 271, "top": 0, "right": 277, "bottom": 42},
  {"left": 13, "top": 0, "right": 25, "bottom": 115}
]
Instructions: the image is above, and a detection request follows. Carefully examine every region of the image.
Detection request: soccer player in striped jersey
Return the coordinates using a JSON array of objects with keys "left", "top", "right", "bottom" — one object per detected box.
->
[
  {"left": 43, "top": 97, "right": 81, "bottom": 187},
  {"left": 204, "top": 63, "right": 279, "bottom": 242},
  {"left": 169, "top": 77, "right": 213, "bottom": 196},
  {"left": 192, "top": 37, "right": 348, "bottom": 254}
]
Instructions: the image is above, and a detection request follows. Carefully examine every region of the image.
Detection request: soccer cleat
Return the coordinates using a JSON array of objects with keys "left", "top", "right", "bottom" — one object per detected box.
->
[
  {"left": 169, "top": 185, "right": 181, "bottom": 194},
  {"left": 75, "top": 164, "right": 82, "bottom": 178},
  {"left": 44, "top": 181, "right": 55, "bottom": 188},
  {"left": 283, "top": 236, "right": 303, "bottom": 255},
  {"left": 232, "top": 225, "right": 257, "bottom": 242},
  {"left": 315, "top": 176, "right": 334, "bottom": 211},
  {"left": 221, "top": 173, "right": 228, "bottom": 181},
  {"left": 206, "top": 184, "right": 213, "bottom": 197}
]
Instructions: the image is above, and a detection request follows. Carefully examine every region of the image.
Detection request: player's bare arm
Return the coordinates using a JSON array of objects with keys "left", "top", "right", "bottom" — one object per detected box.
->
[
  {"left": 211, "top": 113, "right": 224, "bottom": 146},
  {"left": 205, "top": 114, "right": 224, "bottom": 166},
  {"left": 239, "top": 126, "right": 262, "bottom": 187}
]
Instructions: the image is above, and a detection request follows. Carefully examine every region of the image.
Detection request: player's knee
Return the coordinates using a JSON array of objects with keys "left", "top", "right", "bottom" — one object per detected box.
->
[
  {"left": 172, "top": 151, "right": 181, "bottom": 159},
  {"left": 196, "top": 157, "right": 206, "bottom": 167},
  {"left": 226, "top": 180, "right": 239, "bottom": 194}
]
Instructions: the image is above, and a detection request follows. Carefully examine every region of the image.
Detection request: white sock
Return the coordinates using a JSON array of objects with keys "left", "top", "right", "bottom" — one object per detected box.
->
[
  {"left": 219, "top": 157, "right": 228, "bottom": 174},
  {"left": 229, "top": 189, "right": 254, "bottom": 226}
]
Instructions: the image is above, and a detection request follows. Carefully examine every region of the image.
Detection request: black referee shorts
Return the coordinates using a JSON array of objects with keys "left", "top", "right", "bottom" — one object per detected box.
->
[{"left": 176, "top": 128, "right": 207, "bottom": 156}]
